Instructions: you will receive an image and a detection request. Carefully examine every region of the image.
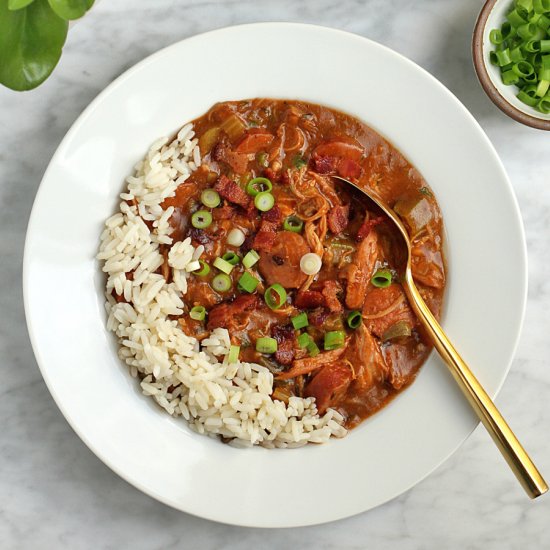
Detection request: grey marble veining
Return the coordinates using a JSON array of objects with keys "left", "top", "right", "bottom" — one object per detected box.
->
[{"left": 1, "top": 1, "right": 549, "bottom": 548}]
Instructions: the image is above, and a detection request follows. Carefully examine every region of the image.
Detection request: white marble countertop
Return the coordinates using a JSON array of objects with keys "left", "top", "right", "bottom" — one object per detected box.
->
[{"left": 1, "top": 0, "right": 549, "bottom": 548}]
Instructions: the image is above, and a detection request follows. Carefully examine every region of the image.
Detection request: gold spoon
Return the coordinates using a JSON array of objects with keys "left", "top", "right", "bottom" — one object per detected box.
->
[{"left": 334, "top": 175, "right": 548, "bottom": 499}]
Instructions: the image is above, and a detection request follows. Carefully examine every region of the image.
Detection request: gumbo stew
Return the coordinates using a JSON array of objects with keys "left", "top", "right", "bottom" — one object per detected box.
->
[{"left": 158, "top": 99, "right": 445, "bottom": 428}]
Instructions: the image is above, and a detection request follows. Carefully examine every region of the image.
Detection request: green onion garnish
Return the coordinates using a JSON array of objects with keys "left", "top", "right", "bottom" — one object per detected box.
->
[
  {"left": 291, "top": 312, "right": 309, "bottom": 330},
  {"left": 347, "top": 310, "right": 362, "bottom": 330},
  {"left": 242, "top": 249, "right": 260, "bottom": 268},
  {"left": 307, "top": 341, "right": 320, "bottom": 357},
  {"left": 211, "top": 273, "right": 232, "bottom": 292},
  {"left": 189, "top": 305, "right": 206, "bottom": 321},
  {"left": 254, "top": 191, "right": 275, "bottom": 212},
  {"left": 195, "top": 260, "right": 210, "bottom": 277},
  {"left": 256, "top": 337, "right": 278, "bottom": 354},
  {"left": 191, "top": 210, "right": 213, "bottom": 229},
  {"left": 324, "top": 331, "right": 345, "bottom": 351},
  {"left": 213, "top": 257, "right": 235, "bottom": 274},
  {"left": 238, "top": 272, "right": 259, "bottom": 293},
  {"left": 227, "top": 344, "right": 240, "bottom": 364},
  {"left": 222, "top": 252, "right": 240, "bottom": 266},
  {"left": 283, "top": 215, "right": 304, "bottom": 233},
  {"left": 297, "top": 332, "right": 312, "bottom": 348},
  {"left": 246, "top": 177, "right": 273, "bottom": 197},
  {"left": 264, "top": 283, "right": 287, "bottom": 310},
  {"left": 490, "top": 2, "right": 550, "bottom": 114},
  {"left": 200, "top": 189, "right": 221, "bottom": 208},
  {"left": 371, "top": 268, "right": 392, "bottom": 288}
]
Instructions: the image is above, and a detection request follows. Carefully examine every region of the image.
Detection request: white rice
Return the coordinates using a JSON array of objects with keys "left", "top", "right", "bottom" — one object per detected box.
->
[{"left": 97, "top": 124, "right": 347, "bottom": 447}]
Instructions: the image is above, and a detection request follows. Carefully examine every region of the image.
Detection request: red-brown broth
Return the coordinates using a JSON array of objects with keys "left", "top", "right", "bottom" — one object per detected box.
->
[{"left": 149, "top": 99, "right": 446, "bottom": 428}]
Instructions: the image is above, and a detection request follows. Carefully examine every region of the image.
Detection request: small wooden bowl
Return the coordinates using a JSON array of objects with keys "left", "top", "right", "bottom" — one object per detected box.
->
[{"left": 473, "top": 0, "right": 550, "bottom": 130}]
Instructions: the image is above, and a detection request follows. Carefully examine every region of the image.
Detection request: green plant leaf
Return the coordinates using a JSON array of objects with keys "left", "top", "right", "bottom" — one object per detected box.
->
[
  {"left": 47, "top": 0, "right": 93, "bottom": 20},
  {"left": 0, "top": 0, "right": 68, "bottom": 91},
  {"left": 8, "top": 0, "right": 36, "bottom": 10}
]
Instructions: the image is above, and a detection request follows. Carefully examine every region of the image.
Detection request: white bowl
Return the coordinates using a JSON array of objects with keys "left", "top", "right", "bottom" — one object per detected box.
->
[{"left": 23, "top": 23, "right": 527, "bottom": 527}]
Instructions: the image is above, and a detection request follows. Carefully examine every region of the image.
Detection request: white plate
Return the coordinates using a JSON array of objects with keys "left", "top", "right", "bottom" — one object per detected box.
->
[{"left": 23, "top": 23, "right": 527, "bottom": 527}]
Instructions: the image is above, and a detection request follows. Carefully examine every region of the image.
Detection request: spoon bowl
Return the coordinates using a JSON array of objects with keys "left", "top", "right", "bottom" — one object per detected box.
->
[{"left": 333, "top": 175, "right": 548, "bottom": 499}]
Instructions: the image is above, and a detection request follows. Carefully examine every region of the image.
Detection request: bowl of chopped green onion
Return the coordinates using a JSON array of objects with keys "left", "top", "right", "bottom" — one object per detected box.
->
[{"left": 473, "top": 0, "right": 550, "bottom": 129}]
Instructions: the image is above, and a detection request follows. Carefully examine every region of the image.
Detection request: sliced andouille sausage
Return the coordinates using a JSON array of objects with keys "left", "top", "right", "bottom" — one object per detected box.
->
[
  {"left": 235, "top": 128, "right": 275, "bottom": 154},
  {"left": 258, "top": 231, "right": 309, "bottom": 289}
]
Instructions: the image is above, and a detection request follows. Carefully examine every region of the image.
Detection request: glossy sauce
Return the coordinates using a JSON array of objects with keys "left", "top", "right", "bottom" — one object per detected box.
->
[{"left": 157, "top": 99, "right": 445, "bottom": 428}]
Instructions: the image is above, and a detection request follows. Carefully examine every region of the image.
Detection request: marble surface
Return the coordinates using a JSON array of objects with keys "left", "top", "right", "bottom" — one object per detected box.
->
[{"left": 1, "top": 0, "right": 549, "bottom": 548}]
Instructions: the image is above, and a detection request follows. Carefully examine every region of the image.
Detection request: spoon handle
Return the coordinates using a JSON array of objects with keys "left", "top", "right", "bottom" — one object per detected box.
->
[{"left": 404, "top": 273, "right": 548, "bottom": 498}]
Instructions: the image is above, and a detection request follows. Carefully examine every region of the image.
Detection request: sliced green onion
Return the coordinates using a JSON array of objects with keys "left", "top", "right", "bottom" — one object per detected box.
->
[
  {"left": 507, "top": 9, "right": 527, "bottom": 28},
  {"left": 538, "top": 14, "right": 550, "bottom": 31},
  {"left": 371, "top": 268, "right": 392, "bottom": 288},
  {"left": 502, "top": 69, "right": 520, "bottom": 85},
  {"left": 536, "top": 79, "right": 550, "bottom": 96},
  {"left": 539, "top": 39, "right": 550, "bottom": 52},
  {"left": 324, "top": 331, "right": 345, "bottom": 351},
  {"left": 347, "top": 310, "right": 363, "bottom": 330},
  {"left": 254, "top": 191, "right": 275, "bottom": 212},
  {"left": 213, "top": 257, "right": 235, "bottom": 274},
  {"left": 222, "top": 252, "right": 240, "bottom": 265},
  {"left": 227, "top": 228, "right": 246, "bottom": 247},
  {"left": 256, "top": 337, "right": 277, "bottom": 354},
  {"left": 501, "top": 21, "right": 515, "bottom": 39},
  {"left": 490, "top": 29, "right": 503, "bottom": 45},
  {"left": 534, "top": 0, "right": 550, "bottom": 13},
  {"left": 246, "top": 177, "right": 272, "bottom": 197},
  {"left": 243, "top": 249, "right": 260, "bottom": 268},
  {"left": 189, "top": 305, "right": 206, "bottom": 321},
  {"left": 517, "top": 22, "right": 538, "bottom": 40},
  {"left": 518, "top": 89, "right": 539, "bottom": 106},
  {"left": 300, "top": 253, "right": 322, "bottom": 276},
  {"left": 227, "top": 345, "right": 240, "bottom": 364},
  {"left": 525, "top": 40, "right": 542, "bottom": 53},
  {"left": 297, "top": 332, "right": 312, "bottom": 348},
  {"left": 211, "top": 273, "right": 232, "bottom": 292},
  {"left": 200, "top": 189, "right": 221, "bottom": 208},
  {"left": 264, "top": 283, "right": 287, "bottom": 310},
  {"left": 307, "top": 340, "right": 320, "bottom": 357},
  {"left": 496, "top": 48, "right": 512, "bottom": 66},
  {"left": 191, "top": 210, "right": 213, "bottom": 229},
  {"left": 513, "top": 61, "right": 534, "bottom": 77},
  {"left": 291, "top": 312, "right": 309, "bottom": 330},
  {"left": 195, "top": 260, "right": 210, "bottom": 277},
  {"left": 540, "top": 67, "right": 550, "bottom": 80},
  {"left": 537, "top": 95, "right": 550, "bottom": 113},
  {"left": 283, "top": 216, "right": 304, "bottom": 233},
  {"left": 238, "top": 272, "right": 259, "bottom": 293},
  {"left": 510, "top": 46, "right": 524, "bottom": 62}
]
